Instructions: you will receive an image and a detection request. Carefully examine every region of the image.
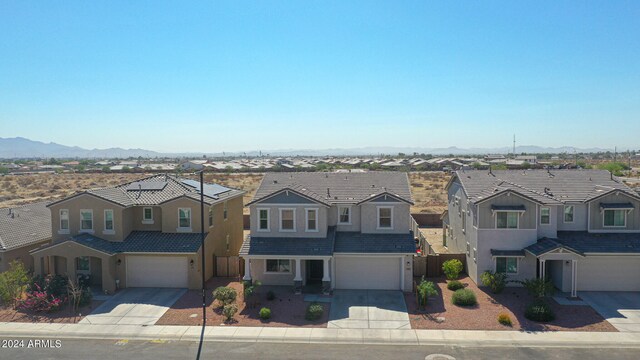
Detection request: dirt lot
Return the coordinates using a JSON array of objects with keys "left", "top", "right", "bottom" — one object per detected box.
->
[
  {"left": 408, "top": 171, "right": 449, "bottom": 214},
  {"left": 0, "top": 300, "right": 103, "bottom": 324},
  {"left": 406, "top": 277, "right": 616, "bottom": 332},
  {"left": 156, "top": 278, "right": 330, "bottom": 327}
]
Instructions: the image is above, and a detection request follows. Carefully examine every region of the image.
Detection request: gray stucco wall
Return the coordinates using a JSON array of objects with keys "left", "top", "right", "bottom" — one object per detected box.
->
[
  {"left": 249, "top": 204, "right": 328, "bottom": 238},
  {"left": 360, "top": 202, "right": 410, "bottom": 234},
  {"left": 475, "top": 229, "right": 538, "bottom": 284},
  {"left": 537, "top": 205, "right": 558, "bottom": 239},
  {"left": 477, "top": 193, "right": 537, "bottom": 230},
  {"left": 328, "top": 205, "right": 362, "bottom": 232},
  {"left": 556, "top": 203, "right": 588, "bottom": 231},
  {"left": 588, "top": 192, "right": 640, "bottom": 231}
]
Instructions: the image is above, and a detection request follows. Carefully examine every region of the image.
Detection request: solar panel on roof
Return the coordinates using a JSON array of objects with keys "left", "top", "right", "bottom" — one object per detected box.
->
[
  {"left": 180, "top": 179, "right": 232, "bottom": 198},
  {"left": 125, "top": 181, "right": 168, "bottom": 191}
]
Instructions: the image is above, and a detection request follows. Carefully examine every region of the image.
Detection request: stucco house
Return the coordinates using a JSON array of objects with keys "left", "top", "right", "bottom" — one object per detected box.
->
[
  {"left": 31, "top": 174, "right": 245, "bottom": 293},
  {"left": 444, "top": 169, "right": 640, "bottom": 296},
  {"left": 0, "top": 202, "right": 51, "bottom": 272},
  {"left": 240, "top": 172, "right": 416, "bottom": 293}
]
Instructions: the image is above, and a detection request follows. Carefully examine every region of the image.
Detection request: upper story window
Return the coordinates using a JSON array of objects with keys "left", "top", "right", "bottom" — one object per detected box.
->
[
  {"left": 142, "top": 207, "right": 154, "bottom": 224},
  {"left": 258, "top": 208, "right": 270, "bottom": 231},
  {"left": 496, "top": 211, "right": 518, "bottom": 229},
  {"left": 104, "top": 209, "right": 114, "bottom": 233},
  {"left": 208, "top": 207, "right": 214, "bottom": 227},
  {"left": 280, "top": 208, "right": 295, "bottom": 231},
  {"left": 338, "top": 206, "right": 351, "bottom": 225},
  {"left": 59, "top": 209, "right": 70, "bottom": 232},
  {"left": 178, "top": 208, "right": 191, "bottom": 229},
  {"left": 306, "top": 208, "right": 318, "bottom": 232},
  {"left": 603, "top": 209, "right": 626, "bottom": 227},
  {"left": 80, "top": 209, "right": 93, "bottom": 232},
  {"left": 564, "top": 205, "right": 574, "bottom": 223},
  {"left": 540, "top": 207, "right": 550, "bottom": 225},
  {"left": 223, "top": 201, "right": 228, "bottom": 221},
  {"left": 377, "top": 206, "right": 393, "bottom": 229},
  {"left": 496, "top": 257, "right": 518, "bottom": 274}
]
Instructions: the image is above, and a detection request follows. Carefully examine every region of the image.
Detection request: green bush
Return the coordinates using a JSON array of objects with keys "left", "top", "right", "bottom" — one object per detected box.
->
[
  {"left": 446, "top": 280, "right": 464, "bottom": 291},
  {"left": 480, "top": 271, "right": 508, "bottom": 294},
  {"left": 498, "top": 313, "right": 512, "bottom": 326},
  {"left": 416, "top": 278, "right": 438, "bottom": 308},
  {"left": 222, "top": 304, "right": 238, "bottom": 322},
  {"left": 266, "top": 290, "right": 276, "bottom": 301},
  {"left": 524, "top": 301, "right": 555, "bottom": 322},
  {"left": 29, "top": 274, "right": 68, "bottom": 298},
  {"left": 305, "top": 302, "right": 324, "bottom": 321},
  {"left": 442, "top": 259, "right": 463, "bottom": 280},
  {"left": 259, "top": 307, "right": 271, "bottom": 320},
  {"left": 0, "top": 260, "right": 30, "bottom": 307},
  {"left": 517, "top": 278, "right": 554, "bottom": 299},
  {"left": 213, "top": 286, "right": 237, "bottom": 306},
  {"left": 451, "top": 289, "right": 477, "bottom": 307}
]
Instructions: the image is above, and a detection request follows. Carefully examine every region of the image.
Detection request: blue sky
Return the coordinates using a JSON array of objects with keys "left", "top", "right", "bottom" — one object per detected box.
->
[{"left": 1, "top": 1, "right": 638, "bottom": 153}]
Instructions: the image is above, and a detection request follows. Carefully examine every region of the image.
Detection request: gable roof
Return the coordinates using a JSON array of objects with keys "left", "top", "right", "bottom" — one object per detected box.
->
[
  {"left": 451, "top": 169, "right": 635, "bottom": 205},
  {"left": 0, "top": 202, "right": 52, "bottom": 251},
  {"left": 48, "top": 174, "right": 245, "bottom": 208},
  {"left": 526, "top": 231, "right": 640, "bottom": 255},
  {"left": 249, "top": 172, "right": 413, "bottom": 206}
]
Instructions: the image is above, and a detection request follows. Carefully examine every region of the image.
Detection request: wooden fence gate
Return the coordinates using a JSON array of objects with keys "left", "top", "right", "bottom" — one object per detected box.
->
[
  {"left": 215, "top": 256, "right": 241, "bottom": 277},
  {"left": 413, "top": 253, "right": 467, "bottom": 278}
]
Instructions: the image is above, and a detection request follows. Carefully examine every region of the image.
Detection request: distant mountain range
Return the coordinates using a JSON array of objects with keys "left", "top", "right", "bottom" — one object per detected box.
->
[{"left": 0, "top": 137, "right": 621, "bottom": 159}]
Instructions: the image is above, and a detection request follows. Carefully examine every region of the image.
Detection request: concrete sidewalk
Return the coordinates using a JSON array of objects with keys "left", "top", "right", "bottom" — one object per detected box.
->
[{"left": 1, "top": 322, "right": 640, "bottom": 348}]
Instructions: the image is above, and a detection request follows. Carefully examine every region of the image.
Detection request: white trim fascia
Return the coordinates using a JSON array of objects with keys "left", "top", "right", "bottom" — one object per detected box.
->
[
  {"left": 475, "top": 189, "right": 545, "bottom": 206},
  {"left": 47, "top": 192, "right": 127, "bottom": 209},
  {"left": 332, "top": 253, "right": 412, "bottom": 257},
  {"left": 588, "top": 229, "right": 640, "bottom": 233},
  {"left": 279, "top": 208, "right": 296, "bottom": 232},
  {"left": 305, "top": 207, "right": 319, "bottom": 232},
  {"left": 376, "top": 205, "right": 394, "bottom": 230},
  {"left": 584, "top": 252, "right": 640, "bottom": 256},
  {"left": 248, "top": 188, "right": 330, "bottom": 207},
  {"left": 337, "top": 205, "right": 352, "bottom": 225},
  {"left": 242, "top": 255, "right": 332, "bottom": 260},
  {"left": 257, "top": 207, "right": 270, "bottom": 232}
]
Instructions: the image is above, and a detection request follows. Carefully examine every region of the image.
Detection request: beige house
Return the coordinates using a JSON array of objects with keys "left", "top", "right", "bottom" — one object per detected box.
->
[
  {"left": 31, "top": 174, "right": 245, "bottom": 294},
  {"left": 0, "top": 202, "right": 52, "bottom": 272}
]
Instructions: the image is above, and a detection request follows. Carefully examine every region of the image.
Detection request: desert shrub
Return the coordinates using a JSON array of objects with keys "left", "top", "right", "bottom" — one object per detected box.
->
[
  {"left": 442, "top": 259, "right": 463, "bottom": 280},
  {"left": 29, "top": 274, "right": 68, "bottom": 298},
  {"left": 0, "top": 260, "right": 30, "bottom": 308},
  {"left": 446, "top": 280, "right": 464, "bottom": 291},
  {"left": 524, "top": 301, "right": 555, "bottom": 322},
  {"left": 305, "top": 302, "right": 324, "bottom": 321},
  {"left": 416, "top": 278, "right": 438, "bottom": 308},
  {"left": 222, "top": 304, "right": 238, "bottom": 322},
  {"left": 498, "top": 313, "right": 512, "bottom": 326},
  {"left": 16, "top": 282, "right": 65, "bottom": 312},
  {"left": 480, "top": 271, "right": 508, "bottom": 294},
  {"left": 266, "top": 290, "right": 276, "bottom": 301},
  {"left": 451, "top": 289, "right": 477, "bottom": 307},
  {"left": 213, "top": 286, "right": 237, "bottom": 306},
  {"left": 259, "top": 307, "right": 271, "bottom": 320},
  {"left": 517, "top": 278, "right": 554, "bottom": 299}
]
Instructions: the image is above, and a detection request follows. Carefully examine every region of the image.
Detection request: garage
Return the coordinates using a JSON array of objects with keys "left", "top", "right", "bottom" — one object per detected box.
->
[
  {"left": 126, "top": 255, "right": 189, "bottom": 288},
  {"left": 334, "top": 256, "right": 401, "bottom": 290},
  {"left": 577, "top": 256, "right": 640, "bottom": 291}
]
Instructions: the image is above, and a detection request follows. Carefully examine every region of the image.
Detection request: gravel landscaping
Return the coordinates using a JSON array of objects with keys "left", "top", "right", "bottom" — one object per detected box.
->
[
  {"left": 155, "top": 278, "right": 330, "bottom": 327},
  {"left": 0, "top": 300, "right": 103, "bottom": 324},
  {"left": 406, "top": 276, "right": 617, "bottom": 332}
]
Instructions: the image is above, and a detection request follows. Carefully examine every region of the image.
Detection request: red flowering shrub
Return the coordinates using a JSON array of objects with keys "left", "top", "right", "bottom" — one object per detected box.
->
[{"left": 16, "top": 283, "right": 66, "bottom": 313}]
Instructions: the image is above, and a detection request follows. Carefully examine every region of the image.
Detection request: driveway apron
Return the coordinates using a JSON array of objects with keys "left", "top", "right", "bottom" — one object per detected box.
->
[
  {"left": 328, "top": 290, "right": 410, "bottom": 329},
  {"left": 580, "top": 291, "right": 640, "bottom": 332}
]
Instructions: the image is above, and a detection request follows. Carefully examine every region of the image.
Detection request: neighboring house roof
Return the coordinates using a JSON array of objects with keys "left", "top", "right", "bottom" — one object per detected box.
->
[
  {"left": 526, "top": 231, "right": 640, "bottom": 256},
  {"left": 34, "top": 231, "right": 205, "bottom": 255},
  {"left": 248, "top": 172, "right": 413, "bottom": 206},
  {"left": 48, "top": 174, "right": 245, "bottom": 208},
  {"left": 450, "top": 169, "right": 636, "bottom": 205},
  {"left": 0, "top": 202, "right": 51, "bottom": 251},
  {"left": 239, "top": 227, "right": 336, "bottom": 256},
  {"left": 333, "top": 231, "right": 416, "bottom": 254}
]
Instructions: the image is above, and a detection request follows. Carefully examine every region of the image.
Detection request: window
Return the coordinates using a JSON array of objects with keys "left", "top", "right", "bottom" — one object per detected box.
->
[
  {"left": 208, "top": 207, "right": 214, "bottom": 227},
  {"left": 462, "top": 210, "right": 466, "bottom": 233},
  {"left": 59, "top": 209, "right": 69, "bottom": 232},
  {"left": 338, "top": 206, "right": 351, "bottom": 224},
  {"left": 258, "top": 208, "right": 270, "bottom": 231},
  {"left": 540, "top": 207, "right": 550, "bottom": 225},
  {"left": 604, "top": 209, "right": 626, "bottom": 227},
  {"left": 223, "top": 201, "right": 228, "bottom": 221},
  {"left": 104, "top": 209, "right": 114, "bottom": 232},
  {"left": 280, "top": 209, "right": 295, "bottom": 231},
  {"left": 378, "top": 206, "right": 393, "bottom": 229},
  {"left": 266, "top": 259, "right": 291, "bottom": 273},
  {"left": 76, "top": 256, "right": 90, "bottom": 271},
  {"left": 564, "top": 205, "right": 574, "bottom": 223},
  {"left": 466, "top": 242, "right": 470, "bottom": 256},
  {"left": 80, "top": 210, "right": 93, "bottom": 231},
  {"left": 496, "top": 257, "right": 518, "bottom": 274},
  {"left": 496, "top": 212, "right": 518, "bottom": 229},
  {"left": 226, "top": 234, "right": 230, "bottom": 252},
  {"left": 143, "top": 207, "right": 153, "bottom": 224},
  {"left": 306, "top": 208, "right": 318, "bottom": 232},
  {"left": 179, "top": 208, "right": 191, "bottom": 228},
  {"left": 473, "top": 248, "right": 477, "bottom": 263}
]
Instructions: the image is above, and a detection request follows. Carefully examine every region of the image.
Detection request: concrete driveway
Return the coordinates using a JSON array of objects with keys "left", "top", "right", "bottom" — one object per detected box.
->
[
  {"left": 80, "top": 288, "right": 186, "bottom": 325},
  {"left": 328, "top": 290, "right": 410, "bottom": 329},
  {"left": 580, "top": 292, "right": 640, "bottom": 332}
]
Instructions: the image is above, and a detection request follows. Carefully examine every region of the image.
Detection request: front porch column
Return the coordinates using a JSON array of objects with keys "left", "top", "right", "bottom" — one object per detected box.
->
[
  {"left": 539, "top": 259, "right": 546, "bottom": 279},
  {"left": 322, "top": 258, "right": 331, "bottom": 294},
  {"left": 242, "top": 258, "right": 252, "bottom": 282},
  {"left": 571, "top": 260, "right": 578, "bottom": 298},
  {"left": 293, "top": 258, "right": 302, "bottom": 294}
]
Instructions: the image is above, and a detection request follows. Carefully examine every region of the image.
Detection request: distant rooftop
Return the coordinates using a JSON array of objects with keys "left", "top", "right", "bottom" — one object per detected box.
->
[{"left": 0, "top": 202, "right": 51, "bottom": 251}]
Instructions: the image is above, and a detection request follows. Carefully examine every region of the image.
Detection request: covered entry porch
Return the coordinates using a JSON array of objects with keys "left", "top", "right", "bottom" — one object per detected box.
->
[
  {"left": 242, "top": 256, "right": 332, "bottom": 294},
  {"left": 526, "top": 242, "right": 584, "bottom": 298}
]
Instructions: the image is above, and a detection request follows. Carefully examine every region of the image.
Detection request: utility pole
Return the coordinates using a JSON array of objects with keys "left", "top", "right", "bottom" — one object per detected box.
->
[
  {"left": 614, "top": 147, "right": 617, "bottom": 162},
  {"left": 513, "top": 134, "right": 516, "bottom": 158}
]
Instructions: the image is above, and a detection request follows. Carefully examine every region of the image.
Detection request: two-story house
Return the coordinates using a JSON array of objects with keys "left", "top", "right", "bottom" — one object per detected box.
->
[
  {"left": 240, "top": 172, "right": 416, "bottom": 293},
  {"left": 444, "top": 169, "right": 640, "bottom": 296},
  {"left": 30, "top": 174, "right": 245, "bottom": 294}
]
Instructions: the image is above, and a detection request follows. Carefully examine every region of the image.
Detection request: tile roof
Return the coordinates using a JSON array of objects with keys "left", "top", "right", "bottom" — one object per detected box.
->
[
  {"left": 526, "top": 231, "right": 640, "bottom": 256},
  {"left": 64, "top": 231, "right": 205, "bottom": 255},
  {"left": 249, "top": 172, "right": 413, "bottom": 206},
  {"left": 49, "top": 174, "right": 245, "bottom": 208},
  {"left": 490, "top": 249, "right": 526, "bottom": 257},
  {"left": 333, "top": 231, "right": 417, "bottom": 254},
  {"left": 239, "top": 227, "right": 336, "bottom": 256},
  {"left": 453, "top": 169, "right": 636, "bottom": 205},
  {"left": 0, "top": 202, "right": 51, "bottom": 251}
]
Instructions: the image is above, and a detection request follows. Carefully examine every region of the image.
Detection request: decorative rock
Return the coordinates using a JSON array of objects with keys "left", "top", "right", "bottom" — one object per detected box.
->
[{"left": 435, "top": 316, "right": 446, "bottom": 323}]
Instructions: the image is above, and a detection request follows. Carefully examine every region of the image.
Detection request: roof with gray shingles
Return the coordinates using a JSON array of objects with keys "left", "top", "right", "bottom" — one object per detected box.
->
[
  {"left": 239, "top": 227, "right": 336, "bottom": 256},
  {"left": 333, "top": 231, "right": 416, "bottom": 254},
  {"left": 526, "top": 231, "right": 640, "bottom": 255},
  {"left": 490, "top": 249, "right": 526, "bottom": 257},
  {"left": 58, "top": 231, "right": 205, "bottom": 255},
  {"left": 248, "top": 172, "right": 413, "bottom": 206},
  {"left": 0, "top": 202, "right": 51, "bottom": 251},
  {"left": 48, "top": 174, "right": 245, "bottom": 208},
  {"left": 452, "top": 169, "right": 637, "bottom": 205}
]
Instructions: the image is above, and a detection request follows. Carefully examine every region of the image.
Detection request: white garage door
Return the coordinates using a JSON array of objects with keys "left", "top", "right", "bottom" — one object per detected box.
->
[
  {"left": 126, "top": 256, "right": 188, "bottom": 288},
  {"left": 577, "top": 256, "right": 640, "bottom": 291},
  {"left": 335, "top": 256, "right": 401, "bottom": 290}
]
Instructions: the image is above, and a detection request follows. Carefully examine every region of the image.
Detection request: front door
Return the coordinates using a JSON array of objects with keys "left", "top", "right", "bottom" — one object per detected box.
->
[{"left": 306, "top": 260, "right": 323, "bottom": 284}]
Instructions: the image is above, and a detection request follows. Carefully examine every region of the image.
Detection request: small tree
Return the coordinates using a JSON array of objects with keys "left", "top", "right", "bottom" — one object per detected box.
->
[
  {"left": 442, "top": 259, "right": 463, "bottom": 280},
  {"left": 0, "top": 260, "right": 30, "bottom": 308},
  {"left": 480, "top": 270, "right": 508, "bottom": 294},
  {"left": 213, "top": 286, "right": 237, "bottom": 306},
  {"left": 222, "top": 304, "right": 238, "bottom": 322},
  {"left": 67, "top": 279, "right": 83, "bottom": 314},
  {"left": 416, "top": 277, "right": 438, "bottom": 309},
  {"left": 517, "top": 278, "right": 555, "bottom": 299}
]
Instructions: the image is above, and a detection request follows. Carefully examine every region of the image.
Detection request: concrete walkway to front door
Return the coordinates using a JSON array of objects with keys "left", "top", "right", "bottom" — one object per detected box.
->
[
  {"left": 80, "top": 288, "right": 186, "bottom": 326},
  {"left": 328, "top": 290, "right": 410, "bottom": 329},
  {"left": 580, "top": 292, "right": 640, "bottom": 332}
]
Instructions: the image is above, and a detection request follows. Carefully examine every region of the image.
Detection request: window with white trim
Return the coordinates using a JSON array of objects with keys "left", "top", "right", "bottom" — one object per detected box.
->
[
  {"left": 104, "top": 209, "right": 114, "bottom": 231},
  {"left": 59, "top": 209, "right": 69, "bottom": 231},
  {"left": 603, "top": 209, "right": 626, "bottom": 227},
  {"left": 564, "top": 205, "right": 574, "bottom": 223},
  {"left": 466, "top": 242, "right": 470, "bottom": 256},
  {"left": 540, "top": 207, "right": 550, "bottom": 225},
  {"left": 306, "top": 208, "right": 318, "bottom": 232},
  {"left": 266, "top": 259, "right": 291, "bottom": 273},
  {"left": 258, "top": 209, "right": 270, "bottom": 231},
  {"left": 179, "top": 208, "right": 191, "bottom": 228},
  {"left": 378, "top": 206, "right": 393, "bottom": 229},
  {"left": 143, "top": 207, "right": 153, "bottom": 223},
  {"left": 80, "top": 209, "right": 93, "bottom": 231},
  {"left": 496, "top": 211, "right": 518, "bottom": 229},
  {"left": 496, "top": 257, "right": 518, "bottom": 274},
  {"left": 338, "top": 206, "right": 351, "bottom": 224},
  {"left": 280, "top": 209, "right": 295, "bottom": 231}
]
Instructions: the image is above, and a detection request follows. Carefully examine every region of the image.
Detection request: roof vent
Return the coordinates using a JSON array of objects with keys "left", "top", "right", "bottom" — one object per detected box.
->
[
  {"left": 273, "top": 180, "right": 278, "bottom": 184},
  {"left": 371, "top": 184, "right": 375, "bottom": 188},
  {"left": 327, "top": 188, "right": 330, "bottom": 197}
]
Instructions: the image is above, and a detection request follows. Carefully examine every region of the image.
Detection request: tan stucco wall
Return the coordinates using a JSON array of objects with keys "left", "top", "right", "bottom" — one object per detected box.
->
[
  {"left": 49, "top": 194, "right": 127, "bottom": 242},
  {"left": 160, "top": 197, "right": 204, "bottom": 233},
  {"left": 0, "top": 239, "right": 50, "bottom": 273},
  {"left": 128, "top": 206, "right": 163, "bottom": 232},
  {"left": 205, "top": 196, "right": 245, "bottom": 275}
]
